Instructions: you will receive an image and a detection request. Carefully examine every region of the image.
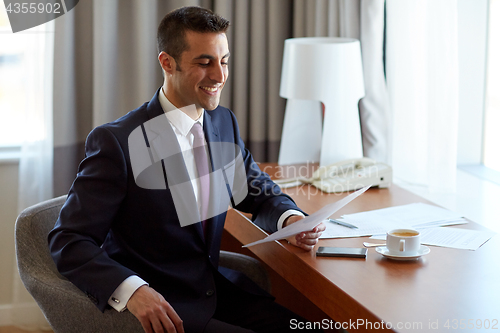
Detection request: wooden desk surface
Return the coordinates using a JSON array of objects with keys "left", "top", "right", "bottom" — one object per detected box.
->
[{"left": 224, "top": 163, "right": 499, "bottom": 332}]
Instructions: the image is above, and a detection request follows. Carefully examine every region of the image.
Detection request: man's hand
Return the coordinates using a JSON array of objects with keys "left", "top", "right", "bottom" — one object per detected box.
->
[
  {"left": 283, "top": 215, "right": 326, "bottom": 251},
  {"left": 127, "top": 285, "right": 184, "bottom": 333}
]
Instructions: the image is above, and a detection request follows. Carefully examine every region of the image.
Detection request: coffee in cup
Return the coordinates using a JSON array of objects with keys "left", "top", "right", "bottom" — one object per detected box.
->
[{"left": 386, "top": 228, "right": 421, "bottom": 255}]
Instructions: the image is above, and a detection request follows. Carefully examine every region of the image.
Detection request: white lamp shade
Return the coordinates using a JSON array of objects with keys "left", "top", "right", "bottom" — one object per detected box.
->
[{"left": 278, "top": 37, "right": 365, "bottom": 166}]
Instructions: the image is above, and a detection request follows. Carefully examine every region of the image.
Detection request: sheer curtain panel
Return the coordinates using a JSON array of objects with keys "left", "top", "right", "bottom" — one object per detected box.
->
[
  {"left": 386, "top": 0, "right": 459, "bottom": 192},
  {"left": 14, "top": 21, "right": 54, "bottom": 330}
]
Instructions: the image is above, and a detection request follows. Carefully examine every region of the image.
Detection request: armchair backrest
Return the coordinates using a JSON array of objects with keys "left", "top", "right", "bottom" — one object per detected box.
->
[{"left": 15, "top": 195, "right": 142, "bottom": 333}]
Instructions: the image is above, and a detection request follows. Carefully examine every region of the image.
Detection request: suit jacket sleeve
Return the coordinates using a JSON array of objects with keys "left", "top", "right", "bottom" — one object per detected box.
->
[{"left": 48, "top": 126, "right": 137, "bottom": 312}]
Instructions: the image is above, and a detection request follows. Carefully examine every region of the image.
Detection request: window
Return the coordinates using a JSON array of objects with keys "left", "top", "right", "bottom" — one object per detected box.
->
[
  {"left": 0, "top": 2, "right": 53, "bottom": 149},
  {"left": 0, "top": 3, "right": 24, "bottom": 147}
]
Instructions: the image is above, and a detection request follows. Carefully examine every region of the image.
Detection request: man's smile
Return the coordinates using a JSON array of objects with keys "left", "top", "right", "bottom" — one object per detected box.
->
[{"left": 200, "top": 86, "right": 221, "bottom": 94}]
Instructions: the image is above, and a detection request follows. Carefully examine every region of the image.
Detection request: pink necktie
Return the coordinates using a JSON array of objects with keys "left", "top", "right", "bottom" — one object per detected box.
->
[{"left": 191, "top": 122, "right": 210, "bottom": 235}]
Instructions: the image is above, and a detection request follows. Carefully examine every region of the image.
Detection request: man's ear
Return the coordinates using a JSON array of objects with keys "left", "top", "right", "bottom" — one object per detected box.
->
[{"left": 158, "top": 51, "right": 176, "bottom": 75}]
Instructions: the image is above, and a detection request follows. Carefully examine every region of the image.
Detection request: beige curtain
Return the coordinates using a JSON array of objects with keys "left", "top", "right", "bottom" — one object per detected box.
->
[
  {"left": 53, "top": 0, "right": 389, "bottom": 195},
  {"left": 223, "top": 0, "right": 293, "bottom": 162},
  {"left": 53, "top": 0, "right": 288, "bottom": 194}
]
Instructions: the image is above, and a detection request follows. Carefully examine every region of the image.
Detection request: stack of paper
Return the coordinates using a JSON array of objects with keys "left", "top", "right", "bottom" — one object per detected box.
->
[
  {"left": 320, "top": 203, "right": 467, "bottom": 239},
  {"left": 343, "top": 203, "right": 467, "bottom": 229},
  {"left": 320, "top": 203, "right": 495, "bottom": 250}
]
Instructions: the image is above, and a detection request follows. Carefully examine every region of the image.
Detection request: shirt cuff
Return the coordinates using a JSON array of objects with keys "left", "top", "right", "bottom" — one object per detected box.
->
[
  {"left": 277, "top": 209, "right": 305, "bottom": 230},
  {"left": 108, "top": 275, "right": 148, "bottom": 312}
]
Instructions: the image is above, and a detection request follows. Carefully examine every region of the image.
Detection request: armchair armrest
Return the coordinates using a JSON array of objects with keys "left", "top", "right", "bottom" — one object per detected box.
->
[{"left": 219, "top": 250, "right": 271, "bottom": 293}]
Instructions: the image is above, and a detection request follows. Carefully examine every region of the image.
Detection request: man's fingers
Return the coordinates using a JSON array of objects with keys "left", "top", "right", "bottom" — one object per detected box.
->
[
  {"left": 297, "top": 237, "right": 318, "bottom": 246},
  {"left": 309, "top": 222, "right": 326, "bottom": 234},
  {"left": 161, "top": 304, "right": 184, "bottom": 333},
  {"left": 136, "top": 309, "right": 166, "bottom": 333},
  {"left": 148, "top": 302, "right": 181, "bottom": 333},
  {"left": 284, "top": 221, "right": 326, "bottom": 252},
  {"left": 298, "top": 232, "right": 322, "bottom": 240},
  {"left": 296, "top": 231, "right": 322, "bottom": 241},
  {"left": 127, "top": 286, "right": 184, "bottom": 333},
  {"left": 138, "top": 308, "right": 179, "bottom": 333},
  {"left": 150, "top": 315, "right": 167, "bottom": 333},
  {"left": 294, "top": 229, "right": 324, "bottom": 251},
  {"left": 295, "top": 237, "right": 318, "bottom": 250},
  {"left": 166, "top": 307, "right": 184, "bottom": 333},
  {"left": 298, "top": 243, "right": 315, "bottom": 251},
  {"left": 316, "top": 222, "right": 326, "bottom": 232},
  {"left": 298, "top": 223, "right": 326, "bottom": 239}
]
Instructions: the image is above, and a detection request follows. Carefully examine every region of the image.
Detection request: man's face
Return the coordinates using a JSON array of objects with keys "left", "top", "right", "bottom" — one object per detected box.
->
[{"left": 166, "top": 31, "right": 229, "bottom": 113}]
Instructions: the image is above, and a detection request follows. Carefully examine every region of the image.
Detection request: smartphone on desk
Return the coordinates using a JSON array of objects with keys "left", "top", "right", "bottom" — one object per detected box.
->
[{"left": 316, "top": 247, "right": 367, "bottom": 258}]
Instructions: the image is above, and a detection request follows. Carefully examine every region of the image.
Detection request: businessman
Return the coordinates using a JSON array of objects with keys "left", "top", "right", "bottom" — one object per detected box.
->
[{"left": 49, "top": 6, "right": 325, "bottom": 333}]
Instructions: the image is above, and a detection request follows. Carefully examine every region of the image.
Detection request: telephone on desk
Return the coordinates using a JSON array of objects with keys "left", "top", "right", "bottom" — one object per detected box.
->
[{"left": 273, "top": 158, "right": 392, "bottom": 193}]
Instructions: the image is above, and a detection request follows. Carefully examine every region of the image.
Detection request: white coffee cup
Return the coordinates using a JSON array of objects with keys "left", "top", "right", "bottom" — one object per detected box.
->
[{"left": 386, "top": 229, "right": 421, "bottom": 255}]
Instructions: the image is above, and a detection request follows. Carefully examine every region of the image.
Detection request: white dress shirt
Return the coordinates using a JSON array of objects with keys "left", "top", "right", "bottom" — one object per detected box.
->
[{"left": 107, "top": 89, "right": 304, "bottom": 311}]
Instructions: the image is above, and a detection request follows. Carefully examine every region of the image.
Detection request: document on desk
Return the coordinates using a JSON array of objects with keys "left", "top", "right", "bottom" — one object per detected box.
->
[
  {"left": 243, "top": 185, "right": 371, "bottom": 247},
  {"left": 370, "top": 227, "right": 496, "bottom": 250},
  {"left": 342, "top": 203, "right": 467, "bottom": 228},
  {"left": 320, "top": 203, "right": 468, "bottom": 239},
  {"left": 320, "top": 221, "right": 387, "bottom": 239}
]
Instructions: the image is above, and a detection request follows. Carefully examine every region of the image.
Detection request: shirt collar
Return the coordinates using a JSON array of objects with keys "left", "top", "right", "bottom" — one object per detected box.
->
[{"left": 159, "top": 87, "right": 204, "bottom": 137}]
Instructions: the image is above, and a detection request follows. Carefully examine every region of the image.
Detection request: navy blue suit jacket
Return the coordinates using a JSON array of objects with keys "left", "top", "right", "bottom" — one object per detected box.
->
[{"left": 48, "top": 89, "right": 303, "bottom": 332}]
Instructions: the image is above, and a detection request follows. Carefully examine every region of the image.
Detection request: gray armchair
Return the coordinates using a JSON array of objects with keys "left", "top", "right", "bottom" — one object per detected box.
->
[{"left": 15, "top": 195, "right": 270, "bottom": 333}]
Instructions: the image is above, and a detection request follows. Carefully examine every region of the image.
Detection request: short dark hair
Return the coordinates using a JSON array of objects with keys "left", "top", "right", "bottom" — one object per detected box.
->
[{"left": 157, "top": 6, "right": 230, "bottom": 61}]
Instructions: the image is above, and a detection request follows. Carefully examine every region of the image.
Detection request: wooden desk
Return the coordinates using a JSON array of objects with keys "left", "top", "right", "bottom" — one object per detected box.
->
[{"left": 223, "top": 163, "right": 499, "bottom": 332}]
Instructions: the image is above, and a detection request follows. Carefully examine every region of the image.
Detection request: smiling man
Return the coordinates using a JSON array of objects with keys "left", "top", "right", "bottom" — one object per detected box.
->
[
  {"left": 49, "top": 6, "right": 325, "bottom": 333},
  {"left": 161, "top": 31, "right": 229, "bottom": 115}
]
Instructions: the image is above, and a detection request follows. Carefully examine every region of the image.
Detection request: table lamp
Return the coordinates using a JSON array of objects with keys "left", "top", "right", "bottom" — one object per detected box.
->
[{"left": 278, "top": 37, "right": 365, "bottom": 166}]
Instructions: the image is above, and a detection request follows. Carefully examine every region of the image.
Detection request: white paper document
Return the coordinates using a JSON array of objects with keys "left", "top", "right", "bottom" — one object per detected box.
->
[
  {"left": 320, "top": 203, "right": 468, "bottom": 239},
  {"left": 243, "top": 185, "right": 371, "bottom": 248},
  {"left": 370, "top": 227, "right": 496, "bottom": 250},
  {"left": 320, "top": 221, "right": 387, "bottom": 239},
  {"left": 342, "top": 203, "right": 466, "bottom": 228}
]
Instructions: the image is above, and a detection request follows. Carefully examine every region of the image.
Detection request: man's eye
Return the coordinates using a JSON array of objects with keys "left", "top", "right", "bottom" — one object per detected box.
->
[
  {"left": 221, "top": 62, "right": 228, "bottom": 66},
  {"left": 199, "top": 63, "right": 209, "bottom": 67}
]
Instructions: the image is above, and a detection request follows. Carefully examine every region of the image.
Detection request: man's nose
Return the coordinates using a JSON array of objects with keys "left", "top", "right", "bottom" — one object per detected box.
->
[{"left": 209, "top": 63, "right": 225, "bottom": 83}]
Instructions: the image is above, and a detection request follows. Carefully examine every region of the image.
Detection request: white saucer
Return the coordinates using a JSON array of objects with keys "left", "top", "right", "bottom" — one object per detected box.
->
[{"left": 376, "top": 245, "right": 430, "bottom": 261}]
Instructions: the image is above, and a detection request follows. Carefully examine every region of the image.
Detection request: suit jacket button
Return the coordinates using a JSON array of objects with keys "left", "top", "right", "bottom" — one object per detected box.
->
[{"left": 206, "top": 289, "right": 214, "bottom": 297}]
